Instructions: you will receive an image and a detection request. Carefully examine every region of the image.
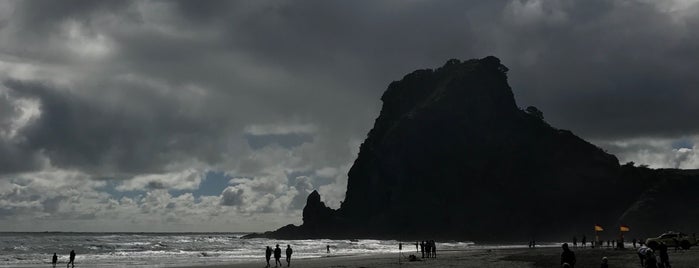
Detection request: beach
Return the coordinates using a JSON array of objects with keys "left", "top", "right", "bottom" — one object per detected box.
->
[{"left": 180, "top": 247, "right": 699, "bottom": 268}]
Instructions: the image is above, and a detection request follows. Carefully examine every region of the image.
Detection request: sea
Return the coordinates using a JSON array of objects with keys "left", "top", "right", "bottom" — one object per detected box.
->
[{"left": 0, "top": 232, "right": 557, "bottom": 267}]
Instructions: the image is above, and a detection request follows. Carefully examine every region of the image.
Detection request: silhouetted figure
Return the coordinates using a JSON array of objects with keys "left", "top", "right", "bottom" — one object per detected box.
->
[
  {"left": 420, "top": 241, "right": 425, "bottom": 258},
  {"left": 658, "top": 243, "right": 671, "bottom": 268},
  {"left": 582, "top": 236, "right": 587, "bottom": 248},
  {"left": 415, "top": 241, "right": 418, "bottom": 252},
  {"left": 265, "top": 246, "right": 272, "bottom": 267},
  {"left": 633, "top": 238, "right": 637, "bottom": 249},
  {"left": 560, "top": 243, "right": 576, "bottom": 268},
  {"left": 600, "top": 256, "right": 608, "bottom": 268},
  {"left": 430, "top": 240, "right": 436, "bottom": 258},
  {"left": 274, "top": 244, "right": 282, "bottom": 267},
  {"left": 645, "top": 248, "right": 658, "bottom": 268},
  {"left": 573, "top": 236, "right": 577, "bottom": 248},
  {"left": 67, "top": 250, "right": 75, "bottom": 268},
  {"left": 532, "top": 240, "right": 536, "bottom": 248},
  {"left": 424, "top": 241, "right": 431, "bottom": 258},
  {"left": 638, "top": 244, "right": 650, "bottom": 267},
  {"left": 52, "top": 253, "right": 58, "bottom": 268},
  {"left": 285, "top": 245, "right": 292, "bottom": 267},
  {"left": 327, "top": 245, "right": 330, "bottom": 253}
]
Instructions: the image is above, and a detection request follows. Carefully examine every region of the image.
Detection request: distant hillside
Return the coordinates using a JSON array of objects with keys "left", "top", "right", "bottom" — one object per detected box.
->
[{"left": 246, "top": 57, "right": 699, "bottom": 241}]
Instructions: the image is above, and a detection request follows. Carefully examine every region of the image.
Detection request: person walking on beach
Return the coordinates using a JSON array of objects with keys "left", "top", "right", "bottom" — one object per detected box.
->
[
  {"left": 274, "top": 244, "right": 282, "bottom": 267},
  {"left": 633, "top": 238, "right": 637, "bottom": 249},
  {"left": 573, "top": 236, "right": 577, "bottom": 248},
  {"left": 327, "top": 245, "right": 330, "bottom": 253},
  {"left": 560, "top": 243, "right": 576, "bottom": 268},
  {"left": 582, "top": 236, "right": 587, "bottom": 248},
  {"left": 415, "top": 241, "right": 418, "bottom": 252},
  {"left": 430, "top": 240, "right": 436, "bottom": 258},
  {"left": 265, "top": 246, "right": 272, "bottom": 267},
  {"left": 52, "top": 253, "right": 58, "bottom": 268},
  {"left": 67, "top": 250, "right": 75, "bottom": 268},
  {"left": 420, "top": 241, "right": 425, "bottom": 258},
  {"left": 285, "top": 245, "right": 293, "bottom": 267}
]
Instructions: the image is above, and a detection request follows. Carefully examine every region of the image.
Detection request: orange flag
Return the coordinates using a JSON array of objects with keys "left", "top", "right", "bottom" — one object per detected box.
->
[{"left": 620, "top": 225, "right": 630, "bottom": 232}]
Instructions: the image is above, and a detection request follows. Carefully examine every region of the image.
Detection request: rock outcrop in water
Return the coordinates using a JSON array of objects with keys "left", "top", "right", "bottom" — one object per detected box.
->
[{"left": 245, "top": 56, "right": 699, "bottom": 241}]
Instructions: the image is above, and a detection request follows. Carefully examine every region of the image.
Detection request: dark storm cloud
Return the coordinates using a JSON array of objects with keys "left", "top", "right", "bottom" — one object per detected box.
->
[{"left": 1, "top": 0, "right": 699, "bottom": 202}]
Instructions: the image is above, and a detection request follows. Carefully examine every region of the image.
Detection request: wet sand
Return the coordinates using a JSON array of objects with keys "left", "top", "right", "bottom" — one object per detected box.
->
[{"left": 179, "top": 246, "right": 699, "bottom": 268}]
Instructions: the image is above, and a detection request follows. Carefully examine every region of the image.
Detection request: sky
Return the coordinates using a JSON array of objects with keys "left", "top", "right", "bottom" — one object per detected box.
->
[{"left": 1, "top": 0, "right": 699, "bottom": 232}]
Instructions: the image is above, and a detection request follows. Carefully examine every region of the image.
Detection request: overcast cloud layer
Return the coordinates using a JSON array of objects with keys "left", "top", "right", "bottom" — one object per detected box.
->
[{"left": 1, "top": 0, "right": 699, "bottom": 232}]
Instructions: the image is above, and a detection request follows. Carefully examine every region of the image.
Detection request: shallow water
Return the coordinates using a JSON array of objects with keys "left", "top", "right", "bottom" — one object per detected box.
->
[{"left": 0, "top": 232, "right": 561, "bottom": 267}]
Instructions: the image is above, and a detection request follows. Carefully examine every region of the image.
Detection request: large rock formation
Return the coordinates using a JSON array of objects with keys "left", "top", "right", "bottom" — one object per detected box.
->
[{"left": 246, "top": 56, "right": 699, "bottom": 241}]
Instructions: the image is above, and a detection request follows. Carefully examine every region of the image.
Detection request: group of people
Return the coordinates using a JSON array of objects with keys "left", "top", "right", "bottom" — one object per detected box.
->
[
  {"left": 50, "top": 250, "right": 76, "bottom": 268},
  {"left": 560, "top": 241, "right": 674, "bottom": 268},
  {"left": 637, "top": 243, "right": 672, "bottom": 268},
  {"left": 418, "top": 240, "right": 436, "bottom": 259},
  {"left": 265, "top": 244, "right": 293, "bottom": 267},
  {"left": 571, "top": 236, "right": 588, "bottom": 248}
]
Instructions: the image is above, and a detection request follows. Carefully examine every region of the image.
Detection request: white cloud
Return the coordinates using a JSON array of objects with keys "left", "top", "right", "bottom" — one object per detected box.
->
[{"left": 117, "top": 169, "right": 205, "bottom": 191}]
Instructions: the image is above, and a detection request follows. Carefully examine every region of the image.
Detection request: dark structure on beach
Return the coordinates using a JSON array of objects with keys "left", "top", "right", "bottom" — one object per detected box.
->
[{"left": 245, "top": 56, "right": 699, "bottom": 241}]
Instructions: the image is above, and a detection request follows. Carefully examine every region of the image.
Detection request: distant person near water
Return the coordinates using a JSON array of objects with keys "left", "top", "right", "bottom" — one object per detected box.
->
[
  {"left": 274, "top": 244, "right": 282, "bottom": 267},
  {"left": 633, "top": 238, "right": 637, "bottom": 248},
  {"left": 420, "top": 241, "right": 425, "bottom": 258},
  {"left": 582, "top": 236, "right": 587, "bottom": 248},
  {"left": 52, "top": 253, "right": 57, "bottom": 268},
  {"left": 327, "top": 245, "right": 330, "bottom": 253},
  {"left": 573, "top": 236, "right": 577, "bottom": 248},
  {"left": 430, "top": 240, "right": 436, "bottom": 258},
  {"left": 415, "top": 241, "right": 418, "bottom": 252},
  {"left": 560, "top": 243, "right": 576, "bottom": 268},
  {"left": 67, "top": 250, "right": 75, "bottom": 268},
  {"left": 265, "top": 246, "right": 272, "bottom": 267},
  {"left": 285, "top": 245, "right": 293, "bottom": 267}
]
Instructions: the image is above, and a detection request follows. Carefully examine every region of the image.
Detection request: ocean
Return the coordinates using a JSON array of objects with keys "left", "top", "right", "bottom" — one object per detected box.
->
[
  {"left": 0, "top": 233, "right": 466, "bottom": 267},
  {"left": 0, "top": 232, "right": 552, "bottom": 267}
]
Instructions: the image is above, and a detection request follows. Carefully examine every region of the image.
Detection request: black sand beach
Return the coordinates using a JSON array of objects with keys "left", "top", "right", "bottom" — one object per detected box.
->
[{"left": 178, "top": 246, "right": 699, "bottom": 268}]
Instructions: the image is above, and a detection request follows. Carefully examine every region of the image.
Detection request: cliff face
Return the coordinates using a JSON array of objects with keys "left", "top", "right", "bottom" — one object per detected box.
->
[{"left": 248, "top": 56, "right": 699, "bottom": 241}]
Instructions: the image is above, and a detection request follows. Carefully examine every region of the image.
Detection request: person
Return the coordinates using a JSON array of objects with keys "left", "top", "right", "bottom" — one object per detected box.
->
[
  {"left": 274, "top": 244, "right": 282, "bottom": 267},
  {"left": 561, "top": 243, "right": 576, "bottom": 268},
  {"left": 638, "top": 244, "right": 650, "bottom": 267},
  {"left": 573, "top": 236, "right": 578, "bottom": 248},
  {"left": 424, "top": 241, "right": 431, "bottom": 258},
  {"left": 327, "top": 245, "right": 330, "bottom": 253},
  {"left": 420, "top": 241, "right": 425, "bottom": 258},
  {"left": 658, "top": 243, "right": 671, "bottom": 268},
  {"left": 285, "top": 245, "right": 293, "bottom": 267},
  {"left": 582, "top": 236, "right": 587, "bottom": 248},
  {"left": 415, "top": 241, "right": 418, "bottom": 252},
  {"left": 67, "top": 250, "right": 75, "bottom": 268},
  {"left": 430, "top": 240, "right": 436, "bottom": 258},
  {"left": 265, "top": 246, "right": 272, "bottom": 267},
  {"left": 633, "top": 238, "right": 637, "bottom": 249},
  {"left": 600, "top": 256, "right": 608, "bottom": 268},
  {"left": 645, "top": 248, "right": 658, "bottom": 268},
  {"left": 52, "top": 253, "right": 58, "bottom": 268}
]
